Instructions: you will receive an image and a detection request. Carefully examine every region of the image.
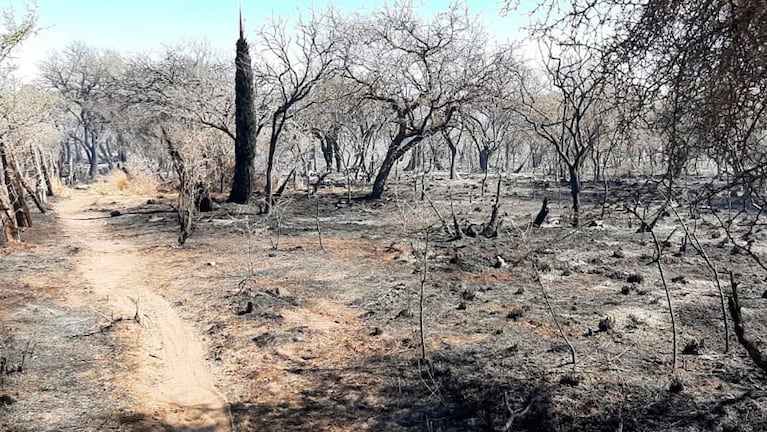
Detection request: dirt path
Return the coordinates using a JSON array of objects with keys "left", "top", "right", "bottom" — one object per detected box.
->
[{"left": 56, "top": 189, "right": 231, "bottom": 431}]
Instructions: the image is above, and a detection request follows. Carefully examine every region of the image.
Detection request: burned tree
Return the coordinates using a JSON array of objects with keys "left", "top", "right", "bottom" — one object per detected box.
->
[
  {"left": 257, "top": 12, "right": 337, "bottom": 213},
  {"left": 228, "top": 11, "right": 260, "bottom": 204},
  {"left": 339, "top": 2, "right": 491, "bottom": 199},
  {"left": 516, "top": 45, "right": 608, "bottom": 226}
]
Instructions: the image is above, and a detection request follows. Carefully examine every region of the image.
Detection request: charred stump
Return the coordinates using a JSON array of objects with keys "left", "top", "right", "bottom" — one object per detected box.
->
[{"left": 533, "top": 197, "right": 549, "bottom": 227}]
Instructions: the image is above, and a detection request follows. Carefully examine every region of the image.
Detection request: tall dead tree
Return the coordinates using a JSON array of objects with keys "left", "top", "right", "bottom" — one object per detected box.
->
[{"left": 228, "top": 10, "right": 259, "bottom": 204}]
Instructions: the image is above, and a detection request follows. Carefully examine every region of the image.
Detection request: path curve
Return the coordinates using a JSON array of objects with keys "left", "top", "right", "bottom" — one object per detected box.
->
[{"left": 56, "top": 189, "right": 231, "bottom": 431}]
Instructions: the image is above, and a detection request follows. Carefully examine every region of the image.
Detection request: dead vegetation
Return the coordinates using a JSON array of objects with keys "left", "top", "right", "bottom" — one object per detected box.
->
[{"left": 3, "top": 173, "right": 765, "bottom": 431}]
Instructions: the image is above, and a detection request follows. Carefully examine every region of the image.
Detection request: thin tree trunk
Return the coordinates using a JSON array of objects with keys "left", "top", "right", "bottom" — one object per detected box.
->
[
  {"left": 88, "top": 128, "right": 98, "bottom": 178},
  {"left": 569, "top": 164, "right": 581, "bottom": 227}
]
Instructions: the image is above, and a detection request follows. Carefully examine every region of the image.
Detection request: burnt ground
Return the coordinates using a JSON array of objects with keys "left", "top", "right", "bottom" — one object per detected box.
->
[{"left": 2, "top": 172, "right": 767, "bottom": 431}]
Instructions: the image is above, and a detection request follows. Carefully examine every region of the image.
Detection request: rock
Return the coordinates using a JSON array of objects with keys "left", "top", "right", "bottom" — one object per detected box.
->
[
  {"left": 612, "top": 249, "right": 625, "bottom": 259},
  {"left": 620, "top": 285, "right": 632, "bottom": 295},
  {"left": 514, "top": 287, "right": 525, "bottom": 295},
  {"left": 494, "top": 255, "right": 508, "bottom": 268},
  {"left": 461, "top": 290, "right": 476, "bottom": 301},
  {"left": 369, "top": 327, "right": 383, "bottom": 336},
  {"left": 110, "top": 210, "right": 121, "bottom": 217},
  {"left": 671, "top": 275, "right": 688, "bottom": 284},
  {"left": 627, "top": 273, "right": 643, "bottom": 284},
  {"left": 146, "top": 199, "right": 156, "bottom": 205},
  {"left": 207, "top": 261, "right": 216, "bottom": 266},
  {"left": 762, "top": 290, "right": 767, "bottom": 299}
]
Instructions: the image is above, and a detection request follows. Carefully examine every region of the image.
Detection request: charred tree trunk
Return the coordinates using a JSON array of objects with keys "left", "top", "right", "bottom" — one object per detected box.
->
[
  {"left": 478, "top": 147, "right": 491, "bottom": 173},
  {"left": 333, "top": 139, "right": 342, "bottom": 173},
  {"left": 533, "top": 197, "right": 549, "bottom": 227},
  {"left": 318, "top": 132, "right": 334, "bottom": 172},
  {"left": 443, "top": 130, "right": 459, "bottom": 180},
  {"left": 728, "top": 273, "right": 767, "bottom": 374},
  {"left": 228, "top": 13, "right": 258, "bottom": 204},
  {"left": 87, "top": 127, "right": 98, "bottom": 178},
  {"left": 569, "top": 164, "right": 581, "bottom": 227},
  {"left": 405, "top": 144, "right": 422, "bottom": 172},
  {"left": 368, "top": 136, "right": 423, "bottom": 200}
]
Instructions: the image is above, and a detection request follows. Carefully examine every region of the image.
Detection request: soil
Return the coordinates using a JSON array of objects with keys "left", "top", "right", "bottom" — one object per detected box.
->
[{"left": 1, "top": 174, "right": 767, "bottom": 431}]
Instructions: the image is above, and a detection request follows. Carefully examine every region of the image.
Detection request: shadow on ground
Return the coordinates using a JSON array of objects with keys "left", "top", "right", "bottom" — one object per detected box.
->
[{"left": 220, "top": 346, "right": 767, "bottom": 431}]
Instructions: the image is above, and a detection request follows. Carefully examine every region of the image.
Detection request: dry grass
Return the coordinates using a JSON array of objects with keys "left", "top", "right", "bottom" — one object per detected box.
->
[
  {"left": 91, "top": 170, "right": 158, "bottom": 196},
  {"left": 50, "top": 177, "right": 71, "bottom": 198}
]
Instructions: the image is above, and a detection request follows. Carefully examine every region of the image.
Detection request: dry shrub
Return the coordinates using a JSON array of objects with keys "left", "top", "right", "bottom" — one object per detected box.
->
[
  {"left": 51, "top": 177, "right": 71, "bottom": 198},
  {"left": 91, "top": 170, "right": 158, "bottom": 196},
  {"left": 253, "top": 172, "right": 283, "bottom": 192}
]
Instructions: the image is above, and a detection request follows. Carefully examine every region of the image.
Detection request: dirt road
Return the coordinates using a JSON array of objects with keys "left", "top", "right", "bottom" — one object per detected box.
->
[{"left": 56, "top": 189, "right": 231, "bottom": 431}]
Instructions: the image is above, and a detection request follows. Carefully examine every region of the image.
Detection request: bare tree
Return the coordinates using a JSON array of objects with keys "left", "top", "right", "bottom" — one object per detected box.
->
[
  {"left": 339, "top": 2, "right": 491, "bottom": 199},
  {"left": 460, "top": 49, "right": 525, "bottom": 175},
  {"left": 516, "top": 44, "right": 609, "bottom": 226},
  {"left": 256, "top": 12, "right": 338, "bottom": 213},
  {"left": 0, "top": 3, "right": 39, "bottom": 243},
  {"left": 40, "top": 42, "right": 119, "bottom": 178}
]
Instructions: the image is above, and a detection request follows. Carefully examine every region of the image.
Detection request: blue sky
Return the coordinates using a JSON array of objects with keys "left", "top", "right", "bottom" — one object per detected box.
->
[{"left": 8, "top": 0, "right": 534, "bottom": 81}]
